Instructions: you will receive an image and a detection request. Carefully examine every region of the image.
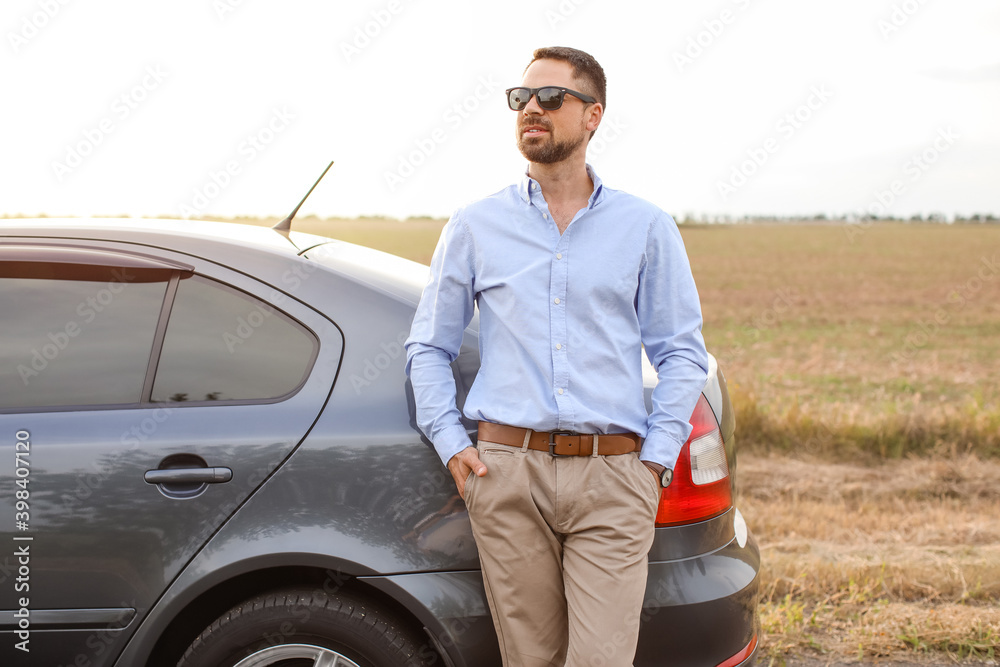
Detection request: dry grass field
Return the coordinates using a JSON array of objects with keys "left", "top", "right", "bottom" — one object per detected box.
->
[
  {"left": 209, "top": 216, "right": 1000, "bottom": 664},
  {"left": 687, "top": 223, "right": 1000, "bottom": 463},
  {"left": 744, "top": 454, "right": 999, "bottom": 664}
]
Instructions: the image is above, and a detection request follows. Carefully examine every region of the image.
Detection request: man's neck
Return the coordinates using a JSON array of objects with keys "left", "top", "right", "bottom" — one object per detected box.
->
[{"left": 527, "top": 154, "right": 593, "bottom": 206}]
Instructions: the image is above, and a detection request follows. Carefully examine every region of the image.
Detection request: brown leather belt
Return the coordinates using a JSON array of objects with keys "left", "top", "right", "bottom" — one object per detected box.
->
[{"left": 478, "top": 422, "right": 640, "bottom": 457}]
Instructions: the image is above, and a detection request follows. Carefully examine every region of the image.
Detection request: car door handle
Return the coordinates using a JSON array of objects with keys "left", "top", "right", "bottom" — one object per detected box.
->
[{"left": 144, "top": 467, "right": 233, "bottom": 485}]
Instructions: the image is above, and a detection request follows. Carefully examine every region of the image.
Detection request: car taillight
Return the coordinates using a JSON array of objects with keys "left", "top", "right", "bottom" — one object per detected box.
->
[
  {"left": 716, "top": 635, "right": 758, "bottom": 667},
  {"left": 654, "top": 394, "right": 733, "bottom": 527}
]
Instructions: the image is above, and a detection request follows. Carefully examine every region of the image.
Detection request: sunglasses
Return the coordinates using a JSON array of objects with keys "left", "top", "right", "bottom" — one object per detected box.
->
[{"left": 506, "top": 86, "right": 597, "bottom": 111}]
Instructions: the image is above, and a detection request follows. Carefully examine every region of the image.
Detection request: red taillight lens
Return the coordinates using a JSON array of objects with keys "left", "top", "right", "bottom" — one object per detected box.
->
[
  {"left": 716, "top": 634, "right": 758, "bottom": 667},
  {"left": 654, "top": 394, "right": 733, "bottom": 527}
]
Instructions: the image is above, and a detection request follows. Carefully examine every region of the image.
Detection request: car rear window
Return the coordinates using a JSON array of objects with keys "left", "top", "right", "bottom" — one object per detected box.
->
[
  {"left": 150, "top": 275, "right": 316, "bottom": 403},
  {"left": 0, "top": 273, "right": 167, "bottom": 409}
]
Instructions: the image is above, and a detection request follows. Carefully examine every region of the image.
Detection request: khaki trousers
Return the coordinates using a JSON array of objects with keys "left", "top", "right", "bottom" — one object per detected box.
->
[{"left": 465, "top": 439, "right": 661, "bottom": 667}]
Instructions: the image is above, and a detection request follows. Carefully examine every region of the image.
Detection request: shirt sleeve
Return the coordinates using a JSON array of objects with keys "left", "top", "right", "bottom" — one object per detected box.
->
[
  {"left": 636, "top": 212, "right": 710, "bottom": 469},
  {"left": 404, "top": 212, "right": 478, "bottom": 465}
]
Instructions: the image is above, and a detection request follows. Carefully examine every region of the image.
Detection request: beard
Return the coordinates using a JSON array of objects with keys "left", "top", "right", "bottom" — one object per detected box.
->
[{"left": 516, "top": 122, "right": 586, "bottom": 164}]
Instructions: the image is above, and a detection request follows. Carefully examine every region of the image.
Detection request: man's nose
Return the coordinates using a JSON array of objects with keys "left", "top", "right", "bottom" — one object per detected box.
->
[{"left": 522, "top": 92, "right": 545, "bottom": 115}]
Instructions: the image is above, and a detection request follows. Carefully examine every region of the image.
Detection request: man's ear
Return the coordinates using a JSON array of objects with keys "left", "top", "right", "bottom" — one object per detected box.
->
[{"left": 585, "top": 102, "right": 604, "bottom": 134}]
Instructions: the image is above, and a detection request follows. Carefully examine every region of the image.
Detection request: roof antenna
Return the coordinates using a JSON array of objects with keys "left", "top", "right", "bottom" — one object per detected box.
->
[{"left": 272, "top": 161, "right": 334, "bottom": 233}]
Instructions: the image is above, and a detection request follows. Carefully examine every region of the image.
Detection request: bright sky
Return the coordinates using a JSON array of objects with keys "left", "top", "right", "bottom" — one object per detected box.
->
[{"left": 3, "top": 0, "right": 998, "bottom": 221}]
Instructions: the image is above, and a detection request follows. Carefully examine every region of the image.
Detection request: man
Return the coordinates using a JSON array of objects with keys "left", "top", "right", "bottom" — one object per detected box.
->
[{"left": 405, "top": 46, "right": 709, "bottom": 667}]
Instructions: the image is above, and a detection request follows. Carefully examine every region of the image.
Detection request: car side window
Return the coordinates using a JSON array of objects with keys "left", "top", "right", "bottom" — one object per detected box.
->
[
  {"left": 0, "top": 269, "right": 168, "bottom": 409},
  {"left": 150, "top": 275, "right": 317, "bottom": 403}
]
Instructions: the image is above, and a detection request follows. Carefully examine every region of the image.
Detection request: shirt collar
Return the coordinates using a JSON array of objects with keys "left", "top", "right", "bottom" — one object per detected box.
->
[{"left": 518, "top": 164, "right": 605, "bottom": 208}]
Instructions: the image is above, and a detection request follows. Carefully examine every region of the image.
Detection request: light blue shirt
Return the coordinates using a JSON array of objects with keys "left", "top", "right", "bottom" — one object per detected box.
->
[{"left": 405, "top": 166, "right": 709, "bottom": 469}]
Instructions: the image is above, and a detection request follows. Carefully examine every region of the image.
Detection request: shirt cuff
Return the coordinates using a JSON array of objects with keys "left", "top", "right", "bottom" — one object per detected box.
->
[
  {"left": 433, "top": 423, "right": 475, "bottom": 466},
  {"left": 639, "top": 430, "right": 686, "bottom": 470}
]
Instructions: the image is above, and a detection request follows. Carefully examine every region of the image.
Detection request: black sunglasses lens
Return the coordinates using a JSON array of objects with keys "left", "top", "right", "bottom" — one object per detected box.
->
[
  {"left": 536, "top": 87, "right": 564, "bottom": 109},
  {"left": 508, "top": 88, "right": 530, "bottom": 110}
]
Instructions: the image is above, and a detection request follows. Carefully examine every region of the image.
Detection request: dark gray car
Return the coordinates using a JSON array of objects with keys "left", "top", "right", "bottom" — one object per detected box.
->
[{"left": 0, "top": 218, "right": 759, "bottom": 667}]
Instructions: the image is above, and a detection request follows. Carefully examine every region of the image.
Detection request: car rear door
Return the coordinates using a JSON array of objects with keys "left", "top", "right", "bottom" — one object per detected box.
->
[{"left": 0, "top": 240, "right": 342, "bottom": 666}]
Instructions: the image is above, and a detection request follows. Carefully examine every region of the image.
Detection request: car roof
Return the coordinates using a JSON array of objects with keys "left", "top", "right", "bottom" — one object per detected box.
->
[
  {"left": 0, "top": 217, "right": 324, "bottom": 254},
  {"left": 0, "top": 217, "right": 431, "bottom": 304}
]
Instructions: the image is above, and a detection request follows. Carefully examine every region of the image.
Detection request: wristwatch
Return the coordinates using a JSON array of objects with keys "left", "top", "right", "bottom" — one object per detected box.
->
[{"left": 641, "top": 460, "right": 673, "bottom": 488}]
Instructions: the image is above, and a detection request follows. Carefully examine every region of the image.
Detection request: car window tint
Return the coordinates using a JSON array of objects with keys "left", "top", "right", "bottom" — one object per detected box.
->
[
  {"left": 151, "top": 275, "right": 316, "bottom": 403},
  {"left": 0, "top": 275, "right": 167, "bottom": 409}
]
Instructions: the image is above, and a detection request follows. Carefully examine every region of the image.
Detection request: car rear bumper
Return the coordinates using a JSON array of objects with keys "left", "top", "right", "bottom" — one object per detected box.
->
[
  {"left": 362, "top": 520, "right": 760, "bottom": 667},
  {"left": 636, "top": 521, "right": 760, "bottom": 667},
  {"left": 636, "top": 552, "right": 759, "bottom": 666}
]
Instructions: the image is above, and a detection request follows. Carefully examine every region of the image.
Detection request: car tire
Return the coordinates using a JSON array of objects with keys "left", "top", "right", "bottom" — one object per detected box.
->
[{"left": 176, "top": 587, "right": 439, "bottom": 667}]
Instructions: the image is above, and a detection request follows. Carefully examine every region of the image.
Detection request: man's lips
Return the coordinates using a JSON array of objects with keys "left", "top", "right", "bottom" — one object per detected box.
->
[{"left": 521, "top": 125, "right": 549, "bottom": 136}]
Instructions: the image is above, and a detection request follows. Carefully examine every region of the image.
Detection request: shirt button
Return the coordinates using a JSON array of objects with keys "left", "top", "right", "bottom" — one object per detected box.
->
[
  {"left": 542, "top": 213, "right": 548, "bottom": 220},
  {"left": 558, "top": 388, "right": 564, "bottom": 395},
  {"left": 555, "top": 343, "right": 562, "bottom": 350},
  {"left": 554, "top": 297, "right": 560, "bottom": 305},
  {"left": 556, "top": 253, "right": 563, "bottom": 259}
]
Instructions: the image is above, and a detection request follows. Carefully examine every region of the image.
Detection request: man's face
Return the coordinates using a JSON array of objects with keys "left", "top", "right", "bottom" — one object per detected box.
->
[{"left": 515, "top": 59, "right": 598, "bottom": 165}]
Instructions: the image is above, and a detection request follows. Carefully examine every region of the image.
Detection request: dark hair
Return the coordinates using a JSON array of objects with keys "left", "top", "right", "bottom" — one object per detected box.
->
[{"left": 526, "top": 46, "right": 606, "bottom": 111}]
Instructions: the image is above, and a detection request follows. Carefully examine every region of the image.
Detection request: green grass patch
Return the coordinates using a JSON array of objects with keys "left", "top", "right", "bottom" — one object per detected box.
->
[{"left": 733, "top": 384, "right": 1000, "bottom": 460}]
